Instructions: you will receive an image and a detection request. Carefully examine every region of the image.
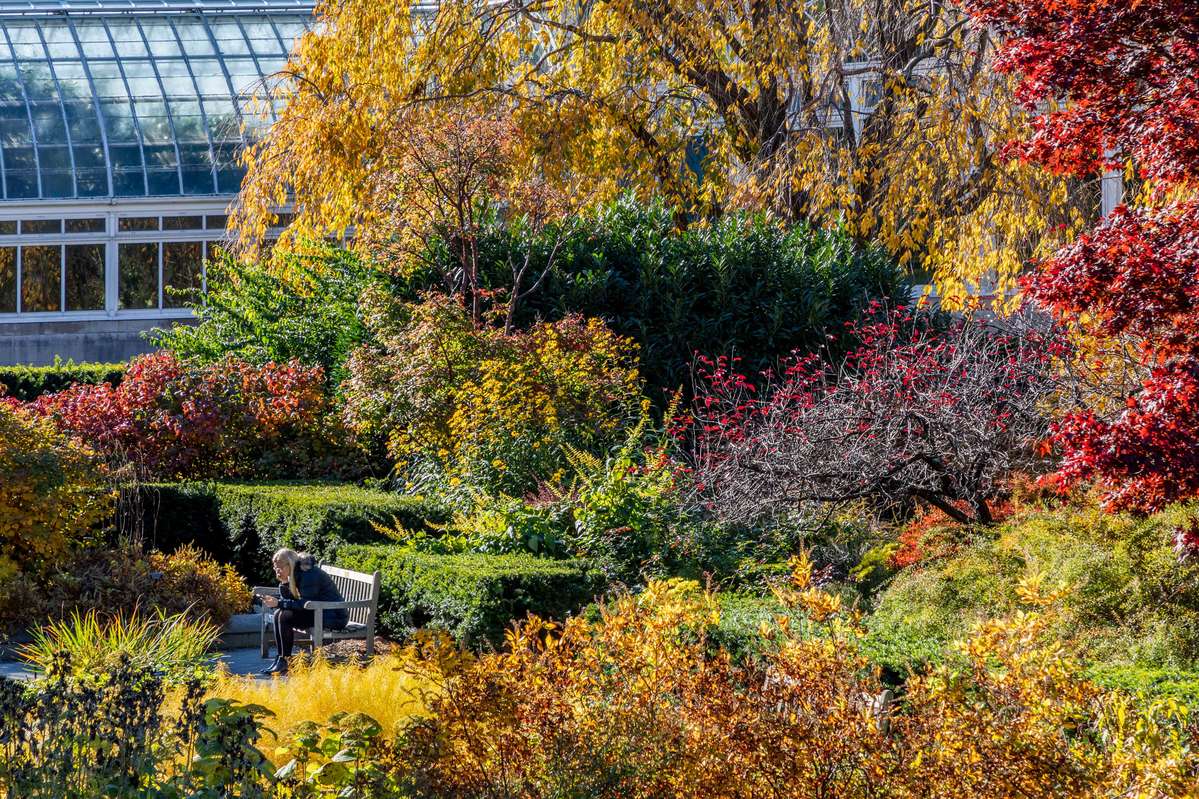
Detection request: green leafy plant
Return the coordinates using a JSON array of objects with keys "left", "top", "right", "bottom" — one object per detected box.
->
[
  {"left": 19, "top": 608, "right": 220, "bottom": 685},
  {"left": 151, "top": 242, "right": 384, "bottom": 386},
  {"left": 471, "top": 195, "right": 907, "bottom": 396},
  {"left": 0, "top": 656, "right": 276, "bottom": 799}
]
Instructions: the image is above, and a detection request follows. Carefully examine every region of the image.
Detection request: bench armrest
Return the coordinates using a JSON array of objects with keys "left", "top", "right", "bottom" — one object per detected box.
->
[{"left": 302, "top": 600, "right": 374, "bottom": 610}]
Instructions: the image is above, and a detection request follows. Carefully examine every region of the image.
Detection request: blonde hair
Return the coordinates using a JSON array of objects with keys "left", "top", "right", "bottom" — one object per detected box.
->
[{"left": 272, "top": 548, "right": 308, "bottom": 598}]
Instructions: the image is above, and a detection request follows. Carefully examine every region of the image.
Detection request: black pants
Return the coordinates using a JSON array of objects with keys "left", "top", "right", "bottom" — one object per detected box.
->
[{"left": 273, "top": 608, "right": 314, "bottom": 658}]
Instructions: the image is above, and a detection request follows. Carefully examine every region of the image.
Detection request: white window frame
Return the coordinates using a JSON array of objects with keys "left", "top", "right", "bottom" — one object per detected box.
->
[{"left": 0, "top": 195, "right": 235, "bottom": 322}]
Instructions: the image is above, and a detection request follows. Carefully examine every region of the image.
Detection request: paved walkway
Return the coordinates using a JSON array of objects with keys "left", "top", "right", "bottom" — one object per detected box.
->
[{"left": 0, "top": 647, "right": 275, "bottom": 681}]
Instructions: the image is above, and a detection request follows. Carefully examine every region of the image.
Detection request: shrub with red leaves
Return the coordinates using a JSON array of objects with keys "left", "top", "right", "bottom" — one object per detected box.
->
[
  {"left": 24, "top": 351, "right": 355, "bottom": 480},
  {"left": 682, "top": 306, "right": 1061, "bottom": 526},
  {"left": 963, "top": 0, "right": 1199, "bottom": 513}
]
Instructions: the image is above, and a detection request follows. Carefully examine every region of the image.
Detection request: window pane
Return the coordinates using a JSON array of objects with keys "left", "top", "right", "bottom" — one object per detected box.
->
[
  {"left": 65, "top": 243, "right": 104, "bottom": 310},
  {"left": 76, "top": 168, "right": 108, "bottom": 197},
  {"left": 0, "top": 247, "right": 14, "bottom": 312},
  {"left": 113, "top": 169, "right": 146, "bottom": 197},
  {"left": 66, "top": 217, "right": 105, "bottom": 233},
  {"left": 118, "top": 241, "right": 157, "bottom": 309},
  {"left": 0, "top": 221, "right": 15, "bottom": 235},
  {"left": 103, "top": 21, "right": 148, "bottom": 57},
  {"left": 163, "top": 240, "right": 201, "bottom": 307},
  {"left": 205, "top": 214, "right": 228, "bottom": 230},
  {"left": 147, "top": 168, "right": 179, "bottom": 195},
  {"left": 163, "top": 215, "right": 202, "bottom": 230},
  {"left": 5, "top": 169, "right": 37, "bottom": 199},
  {"left": 119, "top": 216, "right": 158, "bottom": 232},
  {"left": 21, "top": 245, "right": 60, "bottom": 312},
  {"left": 20, "top": 219, "right": 61, "bottom": 234},
  {"left": 73, "top": 20, "right": 115, "bottom": 59},
  {"left": 174, "top": 19, "right": 216, "bottom": 57},
  {"left": 40, "top": 171, "right": 73, "bottom": 198}
]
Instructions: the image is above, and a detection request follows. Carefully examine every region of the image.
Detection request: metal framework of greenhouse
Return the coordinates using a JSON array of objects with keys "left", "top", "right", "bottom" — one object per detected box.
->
[{"left": 0, "top": 0, "right": 312, "bottom": 363}]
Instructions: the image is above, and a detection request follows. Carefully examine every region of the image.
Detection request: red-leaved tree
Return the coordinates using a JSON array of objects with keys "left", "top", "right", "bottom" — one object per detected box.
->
[
  {"left": 682, "top": 306, "right": 1061, "bottom": 526},
  {"left": 964, "top": 0, "right": 1199, "bottom": 513}
]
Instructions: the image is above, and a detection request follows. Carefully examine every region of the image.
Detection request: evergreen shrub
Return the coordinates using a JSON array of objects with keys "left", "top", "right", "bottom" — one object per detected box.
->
[
  {"left": 0, "top": 361, "right": 124, "bottom": 401},
  {"left": 132, "top": 482, "right": 449, "bottom": 582},
  {"left": 336, "top": 544, "right": 605, "bottom": 645}
]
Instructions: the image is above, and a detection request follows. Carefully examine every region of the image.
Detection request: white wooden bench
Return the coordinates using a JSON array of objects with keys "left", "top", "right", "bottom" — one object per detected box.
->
[{"left": 253, "top": 565, "right": 381, "bottom": 659}]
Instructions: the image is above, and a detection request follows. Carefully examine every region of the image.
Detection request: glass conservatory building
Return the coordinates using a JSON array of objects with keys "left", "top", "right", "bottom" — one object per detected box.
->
[{"left": 0, "top": 0, "right": 312, "bottom": 364}]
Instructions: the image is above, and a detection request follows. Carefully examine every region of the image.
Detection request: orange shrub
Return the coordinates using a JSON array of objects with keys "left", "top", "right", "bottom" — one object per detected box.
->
[{"left": 378, "top": 559, "right": 1199, "bottom": 798}]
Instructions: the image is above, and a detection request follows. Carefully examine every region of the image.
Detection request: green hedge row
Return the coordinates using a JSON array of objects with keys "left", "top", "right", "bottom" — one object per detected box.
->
[
  {"left": 0, "top": 361, "right": 125, "bottom": 400},
  {"left": 133, "top": 482, "right": 449, "bottom": 583},
  {"left": 336, "top": 544, "right": 606, "bottom": 646}
]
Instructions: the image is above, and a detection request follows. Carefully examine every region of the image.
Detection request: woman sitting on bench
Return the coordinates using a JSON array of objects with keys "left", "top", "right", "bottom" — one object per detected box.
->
[{"left": 260, "top": 548, "right": 348, "bottom": 675}]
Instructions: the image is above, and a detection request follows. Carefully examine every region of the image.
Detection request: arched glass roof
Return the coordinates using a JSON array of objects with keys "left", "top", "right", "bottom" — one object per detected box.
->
[{"left": 0, "top": 0, "right": 313, "bottom": 201}]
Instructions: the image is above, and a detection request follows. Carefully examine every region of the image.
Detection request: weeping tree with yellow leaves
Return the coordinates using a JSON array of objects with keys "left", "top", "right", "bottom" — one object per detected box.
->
[{"left": 234, "top": 0, "right": 1090, "bottom": 301}]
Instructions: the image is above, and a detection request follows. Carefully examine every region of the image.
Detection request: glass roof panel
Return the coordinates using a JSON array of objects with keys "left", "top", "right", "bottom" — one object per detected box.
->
[{"left": 0, "top": 5, "right": 309, "bottom": 199}]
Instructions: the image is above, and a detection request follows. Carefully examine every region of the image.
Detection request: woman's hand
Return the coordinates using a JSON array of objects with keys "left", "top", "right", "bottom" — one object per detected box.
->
[{"left": 261, "top": 594, "right": 279, "bottom": 609}]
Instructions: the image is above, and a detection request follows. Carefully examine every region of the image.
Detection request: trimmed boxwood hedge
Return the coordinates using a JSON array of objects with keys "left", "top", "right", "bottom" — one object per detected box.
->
[
  {"left": 335, "top": 544, "right": 606, "bottom": 646},
  {"left": 133, "top": 482, "right": 449, "bottom": 583},
  {"left": 0, "top": 361, "right": 125, "bottom": 401}
]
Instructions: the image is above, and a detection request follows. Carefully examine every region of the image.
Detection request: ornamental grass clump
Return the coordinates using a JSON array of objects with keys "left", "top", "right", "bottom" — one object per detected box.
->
[{"left": 19, "top": 608, "right": 219, "bottom": 685}]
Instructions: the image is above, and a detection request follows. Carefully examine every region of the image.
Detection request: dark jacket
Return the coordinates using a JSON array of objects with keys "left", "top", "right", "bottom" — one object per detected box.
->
[{"left": 278, "top": 556, "right": 348, "bottom": 629}]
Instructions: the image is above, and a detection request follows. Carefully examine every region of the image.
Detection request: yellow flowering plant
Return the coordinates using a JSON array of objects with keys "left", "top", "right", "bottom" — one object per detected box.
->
[{"left": 343, "top": 294, "right": 642, "bottom": 495}]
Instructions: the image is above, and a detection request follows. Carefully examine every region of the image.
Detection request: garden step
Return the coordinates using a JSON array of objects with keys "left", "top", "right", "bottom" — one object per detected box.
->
[{"left": 218, "top": 613, "right": 263, "bottom": 651}]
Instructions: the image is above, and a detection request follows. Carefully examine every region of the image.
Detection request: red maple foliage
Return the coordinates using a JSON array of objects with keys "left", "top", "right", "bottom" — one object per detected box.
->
[
  {"left": 965, "top": 0, "right": 1199, "bottom": 512},
  {"left": 20, "top": 351, "right": 352, "bottom": 480}
]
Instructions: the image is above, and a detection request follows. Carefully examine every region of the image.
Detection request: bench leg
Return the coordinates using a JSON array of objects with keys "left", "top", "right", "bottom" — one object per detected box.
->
[
  {"left": 365, "top": 620, "right": 375, "bottom": 658},
  {"left": 260, "top": 612, "right": 271, "bottom": 659},
  {"left": 312, "top": 609, "right": 324, "bottom": 652}
]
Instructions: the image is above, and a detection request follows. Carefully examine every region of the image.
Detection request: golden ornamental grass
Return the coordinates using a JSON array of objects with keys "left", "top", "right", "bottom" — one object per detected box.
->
[{"left": 207, "top": 653, "right": 432, "bottom": 762}]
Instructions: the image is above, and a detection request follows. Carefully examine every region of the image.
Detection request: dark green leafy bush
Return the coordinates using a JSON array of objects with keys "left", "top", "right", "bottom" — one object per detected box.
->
[
  {"left": 131, "top": 482, "right": 449, "bottom": 582},
  {"left": 336, "top": 544, "right": 606, "bottom": 645},
  {"left": 477, "top": 195, "right": 906, "bottom": 393},
  {"left": 0, "top": 361, "right": 124, "bottom": 401},
  {"left": 0, "top": 659, "right": 275, "bottom": 798}
]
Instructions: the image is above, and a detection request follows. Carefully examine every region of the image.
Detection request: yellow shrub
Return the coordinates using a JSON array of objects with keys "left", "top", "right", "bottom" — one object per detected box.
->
[
  {"left": 147, "top": 544, "right": 252, "bottom": 626},
  {"left": 0, "top": 404, "right": 110, "bottom": 598},
  {"left": 207, "top": 653, "right": 430, "bottom": 761}
]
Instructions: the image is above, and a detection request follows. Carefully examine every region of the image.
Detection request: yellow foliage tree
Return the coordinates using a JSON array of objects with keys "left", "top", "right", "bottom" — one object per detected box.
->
[{"left": 234, "top": 0, "right": 1090, "bottom": 302}]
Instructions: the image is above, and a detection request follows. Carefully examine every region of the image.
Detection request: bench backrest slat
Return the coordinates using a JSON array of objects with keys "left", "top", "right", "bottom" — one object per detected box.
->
[{"left": 321, "top": 565, "right": 380, "bottom": 627}]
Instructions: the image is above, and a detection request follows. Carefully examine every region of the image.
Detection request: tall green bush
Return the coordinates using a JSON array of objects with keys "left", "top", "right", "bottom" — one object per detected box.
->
[
  {"left": 477, "top": 195, "right": 907, "bottom": 392},
  {"left": 336, "top": 544, "right": 605, "bottom": 645},
  {"left": 132, "top": 482, "right": 448, "bottom": 582}
]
